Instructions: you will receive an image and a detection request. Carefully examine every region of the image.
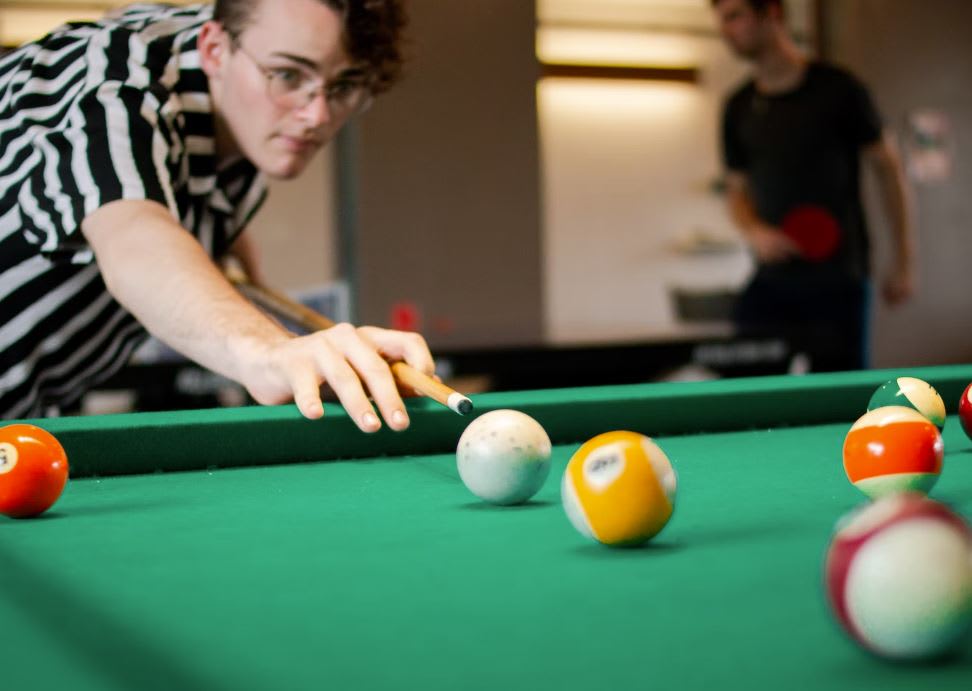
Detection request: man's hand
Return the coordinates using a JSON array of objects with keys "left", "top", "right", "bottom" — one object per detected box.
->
[
  {"left": 724, "top": 172, "right": 799, "bottom": 264},
  {"left": 82, "top": 199, "right": 436, "bottom": 432},
  {"left": 865, "top": 133, "right": 917, "bottom": 308},
  {"left": 243, "top": 325, "right": 435, "bottom": 432},
  {"left": 882, "top": 263, "right": 916, "bottom": 307},
  {"left": 744, "top": 223, "right": 800, "bottom": 264}
]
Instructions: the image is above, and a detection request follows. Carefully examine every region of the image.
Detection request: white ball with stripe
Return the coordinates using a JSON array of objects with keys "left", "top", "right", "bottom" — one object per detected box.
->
[{"left": 825, "top": 493, "right": 972, "bottom": 660}]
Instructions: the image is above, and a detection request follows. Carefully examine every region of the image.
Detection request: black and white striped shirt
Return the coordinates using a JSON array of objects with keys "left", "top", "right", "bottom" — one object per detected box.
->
[{"left": 0, "top": 4, "right": 267, "bottom": 419}]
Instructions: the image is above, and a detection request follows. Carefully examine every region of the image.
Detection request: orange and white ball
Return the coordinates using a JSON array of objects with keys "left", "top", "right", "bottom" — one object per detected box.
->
[
  {"left": 561, "top": 431, "right": 676, "bottom": 546},
  {"left": 843, "top": 406, "right": 944, "bottom": 499},
  {"left": 0, "top": 424, "right": 69, "bottom": 519},
  {"left": 825, "top": 493, "right": 972, "bottom": 660}
]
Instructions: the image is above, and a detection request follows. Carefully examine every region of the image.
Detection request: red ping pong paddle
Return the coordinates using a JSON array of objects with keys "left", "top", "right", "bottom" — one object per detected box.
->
[{"left": 781, "top": 205, "right": 841, "bottom": 261}]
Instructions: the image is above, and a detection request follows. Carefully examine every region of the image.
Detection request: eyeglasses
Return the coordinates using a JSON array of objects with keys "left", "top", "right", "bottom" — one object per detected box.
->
[{"left": 235, "top": 43, "right": 373, "bottom": 115}]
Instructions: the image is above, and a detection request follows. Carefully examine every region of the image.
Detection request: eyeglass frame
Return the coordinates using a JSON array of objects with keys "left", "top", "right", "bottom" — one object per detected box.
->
[{"left": 232, "top": 41, "right": 374, "bottom": 115}]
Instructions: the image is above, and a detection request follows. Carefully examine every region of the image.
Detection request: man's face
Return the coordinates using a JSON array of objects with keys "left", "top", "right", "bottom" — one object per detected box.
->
[
  {"left": 713, "top": 0, "right": 773, "bottom": 60},
  {"left": 202, "top": 0, "right": 365, "bottom": 179}
]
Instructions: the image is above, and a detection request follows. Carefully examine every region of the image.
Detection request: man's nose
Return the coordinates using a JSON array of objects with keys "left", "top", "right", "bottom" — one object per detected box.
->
[{"left": 297, "top": 90, "right": 331, "bottom": 127}]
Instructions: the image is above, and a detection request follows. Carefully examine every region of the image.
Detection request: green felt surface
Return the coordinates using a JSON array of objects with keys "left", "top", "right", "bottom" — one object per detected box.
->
[{"left": 2, "top": 405, "right": 971, "bottom": 690}]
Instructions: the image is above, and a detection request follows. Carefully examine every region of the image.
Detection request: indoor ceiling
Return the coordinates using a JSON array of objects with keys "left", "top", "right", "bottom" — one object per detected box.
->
[
  {"left": 539, "top": 0, "right": 717, "bottom": 31},
  {"left": 538, "top": 0, "right": 814, "bottom": 37}
]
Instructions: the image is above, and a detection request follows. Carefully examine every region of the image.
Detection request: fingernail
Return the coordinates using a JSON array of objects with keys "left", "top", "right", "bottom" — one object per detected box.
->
[
  {"left": 362, "top": 412, "right": 380, "bottom": 431},
  {"left": 392, "top": 410, "right": 409, "bottom": 429}
]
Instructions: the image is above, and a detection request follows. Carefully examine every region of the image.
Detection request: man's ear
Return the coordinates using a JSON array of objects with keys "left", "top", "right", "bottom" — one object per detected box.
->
[{"left": 198, "top": 21, "right": 230, "bottom": 78}]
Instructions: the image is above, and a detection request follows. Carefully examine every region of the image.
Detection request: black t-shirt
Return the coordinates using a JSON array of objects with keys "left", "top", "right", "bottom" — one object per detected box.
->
[{"left": 722, "top": 62, "right": 883, "bottom": 278}]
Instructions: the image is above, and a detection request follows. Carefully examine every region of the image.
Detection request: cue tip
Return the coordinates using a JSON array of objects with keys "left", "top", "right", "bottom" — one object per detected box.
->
[{"left": 448, "top": 393, "right": 474, "bottom": 416}]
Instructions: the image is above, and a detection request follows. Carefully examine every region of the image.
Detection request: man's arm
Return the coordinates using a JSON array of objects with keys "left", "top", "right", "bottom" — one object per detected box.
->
[
  {"left": 864, "top": 131, "right": 916, "bottom": 305},
  {"left": 225, "top": 230, "right": 266, "bottom": 286},
  {"left": 724, "top": 172, "right": 799, "bottom": 264},
  {"left": 82, "top": 199, "right": 434, "bottom": 431}
]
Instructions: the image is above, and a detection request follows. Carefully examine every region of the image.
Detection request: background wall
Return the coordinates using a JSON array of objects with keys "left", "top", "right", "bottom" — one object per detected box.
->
[
  {"left": 348, "top": 0, "right": 544, "bottom": 348},
  {"left": 248, "top": 151, "right": 338, "bottom": 291},
  {"left": 0, "top": 0, "right": 183, "bottom": 46},
  {"left": 538, "top": 31, "right": 753, "bottom": 343},
  {"left": 822, "top": 0, "right": 972, "bottom": 367}
]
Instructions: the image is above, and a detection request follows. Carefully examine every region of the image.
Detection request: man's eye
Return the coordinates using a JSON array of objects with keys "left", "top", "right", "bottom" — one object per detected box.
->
[
  {"left": 328, "top": 81, "right": 362, "bottom": 99},
  {"left": 270, "top": 68, "right": 304, "bottom": 88}
]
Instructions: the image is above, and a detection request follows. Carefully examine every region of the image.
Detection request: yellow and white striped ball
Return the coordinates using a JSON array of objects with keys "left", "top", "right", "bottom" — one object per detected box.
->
[{"left": 561, "top": 431, "right": 677, "bottom": 546}]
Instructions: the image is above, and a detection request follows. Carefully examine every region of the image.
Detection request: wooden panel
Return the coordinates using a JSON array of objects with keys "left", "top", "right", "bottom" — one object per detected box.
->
[{"left": 540, "top": 62, "right": 697, "bottom": 82}]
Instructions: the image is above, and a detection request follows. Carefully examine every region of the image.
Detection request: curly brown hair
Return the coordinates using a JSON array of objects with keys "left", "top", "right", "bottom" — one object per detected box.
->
[{"left": 213, "top": 0, "right": 407, "bottom": 93}]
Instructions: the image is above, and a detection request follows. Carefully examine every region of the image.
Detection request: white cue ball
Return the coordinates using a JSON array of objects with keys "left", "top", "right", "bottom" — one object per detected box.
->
[{"left": 456, "top": 409, "right": 552, "bottom": 505}]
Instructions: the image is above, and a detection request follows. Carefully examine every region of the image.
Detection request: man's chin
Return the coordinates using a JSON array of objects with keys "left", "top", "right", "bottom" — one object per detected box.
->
[
  {"left": 262, "top": 155, "right": 313, "bottom": 180},
  {"left": 728, "top": 41, "right": 761, "bottom": 60},
  {"left": 265, "top": 167, "right": 303, "bottom": 181}
]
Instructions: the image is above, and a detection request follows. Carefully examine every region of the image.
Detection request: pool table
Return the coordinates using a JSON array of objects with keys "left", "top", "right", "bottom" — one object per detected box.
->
[{"left": 2, "top": 365, "right": 971, "bottom": 691}]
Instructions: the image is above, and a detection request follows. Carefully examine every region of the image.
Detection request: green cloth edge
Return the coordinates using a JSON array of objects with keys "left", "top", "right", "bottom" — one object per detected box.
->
[{"left": 12, "top": 363, "right": 972, "bottom": 477}]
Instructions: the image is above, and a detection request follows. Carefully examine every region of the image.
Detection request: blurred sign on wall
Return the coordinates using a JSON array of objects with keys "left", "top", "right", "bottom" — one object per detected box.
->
[{"left": 906, "top": 109, "right": 954, "bottom": 185}]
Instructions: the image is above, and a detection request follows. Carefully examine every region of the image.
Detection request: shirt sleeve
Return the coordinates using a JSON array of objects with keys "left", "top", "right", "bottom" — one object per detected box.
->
[
  {"left": 721, "top": 93, "right": 749, "bottom": 173},
  {"left": 842, "top": 72, "right": 884, "bottom": 148},
  {"left": 22, "top": 81, "right": 181, "bottom": 261}
]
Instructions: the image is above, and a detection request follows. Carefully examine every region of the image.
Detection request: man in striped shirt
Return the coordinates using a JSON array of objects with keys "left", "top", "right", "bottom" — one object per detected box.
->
[{"left": 0, "top": 0, "right": 433, "bottom": 433}]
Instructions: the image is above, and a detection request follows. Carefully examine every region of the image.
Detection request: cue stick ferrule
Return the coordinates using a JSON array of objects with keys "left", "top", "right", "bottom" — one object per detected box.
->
[{"left": 448, "top": 393, "right": 474, "bottom": 416}]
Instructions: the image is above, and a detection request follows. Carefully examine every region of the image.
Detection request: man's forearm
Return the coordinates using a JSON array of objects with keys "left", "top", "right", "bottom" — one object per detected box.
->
[
  {"left": 83, "top": 200, "right": 290, "bottom": 385},
  {"left": 876, "top": 156, "right": 915, "bottom": 268},
  {"left": 728, "top": 192, "right": 759, "bottom": 235},
  {"left": 725, "top": 177, "right": 766, "bottom": 237},
  {"left": 868, "top": 136, "right": 916, "bottom": 268}
]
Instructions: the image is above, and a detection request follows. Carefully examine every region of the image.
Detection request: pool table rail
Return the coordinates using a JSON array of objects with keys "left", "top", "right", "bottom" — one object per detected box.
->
[{"left": 18, "top": 364, "right": 972, "bottom": 478}]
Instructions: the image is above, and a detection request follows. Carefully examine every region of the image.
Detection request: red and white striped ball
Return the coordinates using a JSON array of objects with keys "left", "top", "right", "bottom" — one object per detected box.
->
[
  {"left": 825, "top": 493, "right": 972, "bottom": 660},
  {"left": 959, "top": 382, "right": 972, "bottom": 441},
  {"left": 843, "top": 406, "right": 944, "bottom": 499}
]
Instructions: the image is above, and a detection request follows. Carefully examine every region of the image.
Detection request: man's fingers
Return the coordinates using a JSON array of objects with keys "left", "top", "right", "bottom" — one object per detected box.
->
[
  {"left": 311, "top": 336, "right": 382, "bottom": 433},
  {"left": 269, "top": 324, "right": 439, "bottom": 431},
  {"left": 284, "top": 363, "right": 325, "bottom": 420},
  {"left": 327, "top": 325, "right": 409, "bottom": 431},
  {"left": 359, "top": 326, "right": 435, "bottom": 377}
]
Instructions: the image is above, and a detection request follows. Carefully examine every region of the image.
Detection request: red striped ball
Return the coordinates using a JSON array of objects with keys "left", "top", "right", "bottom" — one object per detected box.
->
[{"left": 825, "top": 493, "right": 972, "bottom": 660}]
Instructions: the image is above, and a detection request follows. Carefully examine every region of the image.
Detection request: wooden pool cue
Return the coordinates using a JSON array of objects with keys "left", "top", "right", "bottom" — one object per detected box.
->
[{"left": 229, "top": 275, "right": 473, "bottom": 415}]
